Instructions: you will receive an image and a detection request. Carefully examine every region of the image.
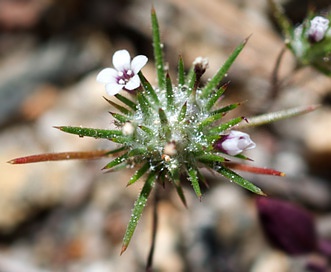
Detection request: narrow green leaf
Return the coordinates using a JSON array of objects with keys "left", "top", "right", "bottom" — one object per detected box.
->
[
  {"left": 166, "top": 73, "right": 174, "bottom": 111},
  {"left": 115, "top": 94, "right": 137, "bottom": 111},
  {"left": 138, "top": 125, "right": 154, "bottom": 137},
  {"left": 102, "top": 152, "right": 129, "bottom": 169},
  {"left": 177, "top": 102, "right": 187, "bottom": 122},
  {"left": 198, "top": 112, "right": 224, "bottom": 130},
  {"left": 103, "top": 96, "right": 131, "bottom": 115},
  {"left": 138, "top": 71, "right": 160, "bottom": 105},
  {"left": 158, "top": 108, "right": 171, "bottom": 140},
  {"left": 137, "top": 93, "right": 151, "bottom": 121},
  {"left": 200, "top": 38, "right": 248, "bottom": 99},
  {"left": 55, "top": 126, "right": 123, "bottom": 140},
  {"left": 209, "top": 116, "right": 244, "bottom": 135},
  {"left": 109, "top": 112, "right": 130, "bottom": 123},
  {"left": 121, "top": 171, "right": 156, "bottom": 254},
  {"left": 237, "top": 105, "right": 319, "bottom": 128},
  {"left": 187, "top": 167, "right": 202, "bottom": 199},
  {"left": 127, "top": 162, "right": 150, "bottom": 186},
  {"left": 178, "top": 55, "right": 185, "bottom": 86},
  {"left": 211, "top": 102, "right": 241, "bottom": 115},
  {"left": 215, "top": 165, "right": 265, "bottom": 195},
  {"left": 197, "top": 153, "right": 226, "bottom": 164},
  {"left": 158, "top": 108, "right": 168, "bottom": 125},
  {"left": 205, "top": 83, "right": 228, "bottom": 111},
  {"left": 151, "top": 7, "right": 166, "bottom": 89},
  {"left": 187, "top": 70, "right": 196, "bottom": 97},
  {"left": 128, "top": 148, "right": 147, "bottom": 157}
]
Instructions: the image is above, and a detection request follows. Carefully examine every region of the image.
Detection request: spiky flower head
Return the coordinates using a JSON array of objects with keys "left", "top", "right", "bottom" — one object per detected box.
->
[{"left": 9, "top": 8, "right": 317, "bottom": 254}]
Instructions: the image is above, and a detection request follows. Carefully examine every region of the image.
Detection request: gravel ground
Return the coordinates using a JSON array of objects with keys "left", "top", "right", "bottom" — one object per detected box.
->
[{"left": 1, "top": 0, "right": 331, "bottom": 271}]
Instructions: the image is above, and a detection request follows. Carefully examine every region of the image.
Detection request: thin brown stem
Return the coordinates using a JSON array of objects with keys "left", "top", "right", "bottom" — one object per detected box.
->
[{"left": 270, "top": 46, "right": 286, "bottom": 101}]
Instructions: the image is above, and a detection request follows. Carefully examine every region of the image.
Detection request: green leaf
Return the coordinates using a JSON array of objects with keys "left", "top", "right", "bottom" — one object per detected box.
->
[
  {"left": 177, "top": 102, "right": 187, "bottom": 122},
  {"left": 205, "top": 83, "right": 228, "bottom": 111},
  {"left": 138, "top": 125, "right": 154, "bottom": 137},
  {"left": 209, "top": 116, "right": 244, "bottom": 135},
  {"left": 115, "top": 94, "right": 137, "bottom": 111},
  {"left": 102, "top": 152, "right": 129, "bottom": 169},
  {"left": 197, "top": 153, "right": 226, "bottom": 164},
  {"left": 198, "top": 112, "right": 224, "bottom": 130},
  {"left": 211, "top": 102, "right": 241, "bottom": 115},
  {"left": 187, "top": 166, "right": 202, "bottom": 199},
  {"left": 200, "top": 38, "right": 248, "bottom": 99},
  {"left": 158, "top": 108, "right": 168, "bottom": 125},
  {"left": 137, "top": 93, "right": 151, "bottom": 121},
  {"left": 215, "top": 165, "right": 265, "bottom": 195},
  {"left": 158, "top": 108, "right": 171, "bottom": 140},
  {"left": 166, "top": 73, "right": 174, "bottom": 111},
  {"left": 127, "top": 162, "right": 150, "bottom": 186},
  {"left": 103, "top": 96, "right": 131, "bottom": 115},
  {"left": 55, "top": 126, "right": 123, "bottom": 140},
  {"left": 121, "top": 170, "right": 157, "bottom": 254},
  {"left": 237, "top": 105, "right": 319, "bottom": 128},
  {"left": 138, "top": 71, "right": 160, "bottom": 105},
  {"left": 109, "top": 112, "right": 130, "bottom": 123},
  {"left": 187, "top": 70, "right": 196, "bottom": 97},
  {"left": 178, "top": 55, "right": 185, "bottom": 86},
  {"left": 151, "top": 7, "right": 166, "bottom": 90}
]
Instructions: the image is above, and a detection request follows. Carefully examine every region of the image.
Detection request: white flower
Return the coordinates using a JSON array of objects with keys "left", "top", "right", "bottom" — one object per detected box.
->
[
  {"left": 214, "top": 130, "right": 256, "bottom": 156},
  {"left": 97, "top": 49, "right": 148, "bottom": 95},
  {"left": 307, "top": 16, "right": 330, "bottom": 42}
]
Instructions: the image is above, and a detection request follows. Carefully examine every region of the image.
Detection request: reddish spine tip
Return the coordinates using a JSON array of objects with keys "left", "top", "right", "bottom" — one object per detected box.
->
[{"left": 120, "top": 245, "right": 127, "bottom": 255}]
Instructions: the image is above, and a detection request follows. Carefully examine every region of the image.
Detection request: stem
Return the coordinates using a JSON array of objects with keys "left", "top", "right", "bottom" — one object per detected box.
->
[
  {"left": 270, "top": 46, "right": 286, "bottom": 101},
  {"left": 146, "top": 184, "right": 160, "bottom": 272}
]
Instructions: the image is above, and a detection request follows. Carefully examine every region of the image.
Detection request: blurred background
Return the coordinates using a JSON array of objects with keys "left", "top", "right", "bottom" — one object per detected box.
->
[{"left": 1, "top": 0, "right": 331, "bottom": 271}]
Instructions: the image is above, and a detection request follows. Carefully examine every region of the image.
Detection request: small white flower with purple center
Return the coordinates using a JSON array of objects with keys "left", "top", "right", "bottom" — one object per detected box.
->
[
  {"left": 97, "top": 49, "right": 148, "bottom": 95},
  {"left": 307, "top": 16, "right": 330, "bottom": 43},
  {"left": 214, "top": 130, "right": 256, "bottom": 156}
]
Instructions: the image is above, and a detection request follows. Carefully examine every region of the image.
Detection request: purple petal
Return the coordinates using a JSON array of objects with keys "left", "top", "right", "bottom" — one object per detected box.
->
[
  {"left": 125, "top": 75, "right": 140, "bottom": 90},
  {"left": 256, "top": 197, "right": 317, "bottom": 255},
  {"left": 131, "top": 55, "right": 148, "bottom": 74},
  {"left": 112, "top": 50, "right": 131, "bottom": 71},
  {"left": 105, "top": 83, "right": 123, "bottom": 96},
  {"left": 96, "top": 68, "right": 118, "bottom": 84}
]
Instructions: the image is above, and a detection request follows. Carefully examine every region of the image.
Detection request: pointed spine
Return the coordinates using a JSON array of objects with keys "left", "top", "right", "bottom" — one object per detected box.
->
[{"left": 151, "top": 7, "right": 166, "bottom": 90}]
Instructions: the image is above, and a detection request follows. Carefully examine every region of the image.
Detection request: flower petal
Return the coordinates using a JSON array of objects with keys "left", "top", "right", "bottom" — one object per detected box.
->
[
  {"left": 96, "top": 68, "right": 118, "bottom": 84},
  {"left": 113, "top": 50, "right": 131, "bottom": 71},
  {"left": 105, "top": 83, "right": 123, "bottom": 96},
  {"left": 125, "top": 75, "right": 140, "bottom": 90},
  {"left": 131, "top": 55, "right": 148, "bottom": 74}
]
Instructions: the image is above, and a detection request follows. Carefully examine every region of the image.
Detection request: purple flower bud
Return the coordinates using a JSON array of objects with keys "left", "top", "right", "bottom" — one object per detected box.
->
[
  {"left": 256, "top": 197, "right": 317, "bottom": 255},
  {"left": 308, "top": 16, "right": 330, "bottom": 43},
  {"left": 214, "top": 130, "right": 256, "bottom": 156}
]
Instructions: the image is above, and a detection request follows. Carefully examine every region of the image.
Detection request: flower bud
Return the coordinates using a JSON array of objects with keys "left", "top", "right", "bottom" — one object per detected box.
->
[
  {"left": 308, "top": 16, "right": 330, "bottom": 43},
  {"left": 214, "top": 130, "right": 256, "bottom": 156}
]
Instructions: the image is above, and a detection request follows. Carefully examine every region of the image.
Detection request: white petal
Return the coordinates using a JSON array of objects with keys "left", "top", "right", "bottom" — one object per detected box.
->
[
  {"left": 222, "top": 141, "right": 241, "bottom": 156},
  {"left": 96, "top": 68, "right": 118, "bottom": 84},
  {"left": 125, "top": 75, "right": 140, "bottom": 90},
  {"left": 112, "top": 50, "right": 131, "bottom": 71},
  {"left": 131, "top": 55, "right": 148, "bottom": 73},
  {"left": 105, "top": 83, "right": 123, "bottom": 96}
]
